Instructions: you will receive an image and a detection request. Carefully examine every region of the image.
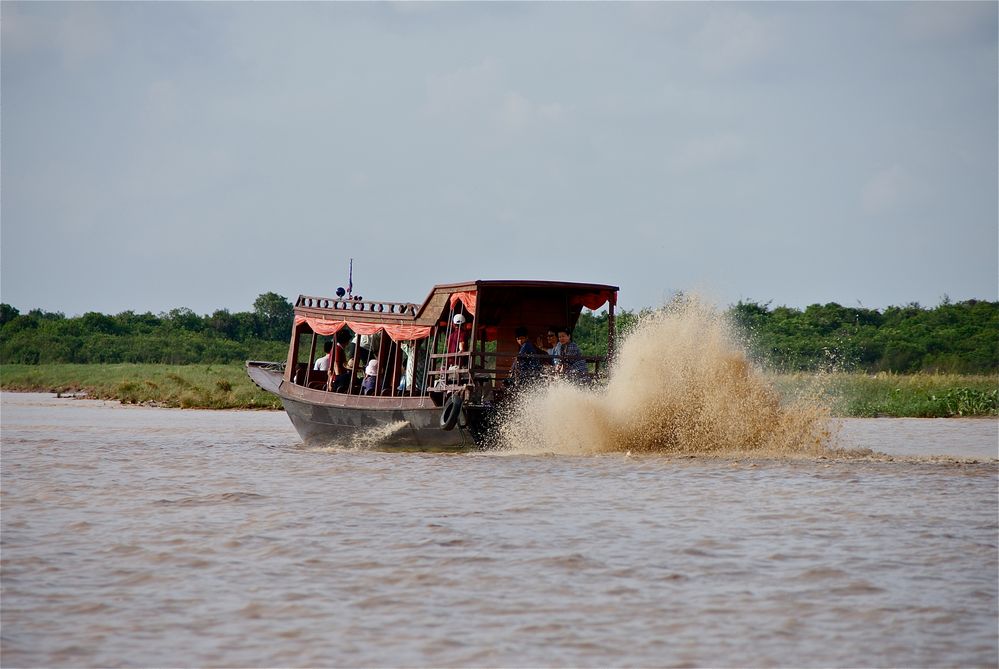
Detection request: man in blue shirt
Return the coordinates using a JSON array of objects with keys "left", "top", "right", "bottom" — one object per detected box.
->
[{"left": 509, "top": 326, "right": 546, "bottom": 386}]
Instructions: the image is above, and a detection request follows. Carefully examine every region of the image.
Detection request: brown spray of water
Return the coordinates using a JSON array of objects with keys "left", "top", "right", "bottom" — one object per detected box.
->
[{"left": 495, "top": 297, "right": 833, "bottom": 457}]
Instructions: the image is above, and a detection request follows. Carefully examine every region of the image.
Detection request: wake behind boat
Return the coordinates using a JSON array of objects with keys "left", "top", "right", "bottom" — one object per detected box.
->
[{"left": 247, "top": 279, "right": 618, "bottom": 450}]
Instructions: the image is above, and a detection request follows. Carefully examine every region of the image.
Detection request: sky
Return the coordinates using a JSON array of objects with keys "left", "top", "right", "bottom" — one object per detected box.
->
[{"left": 2, "top": 1, "right": 996, "bottom": 317}]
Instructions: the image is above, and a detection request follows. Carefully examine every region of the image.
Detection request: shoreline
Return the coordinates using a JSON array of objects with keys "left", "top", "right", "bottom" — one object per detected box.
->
[{"left": 1, "top": 364, "right": 996, "bottom": 416}]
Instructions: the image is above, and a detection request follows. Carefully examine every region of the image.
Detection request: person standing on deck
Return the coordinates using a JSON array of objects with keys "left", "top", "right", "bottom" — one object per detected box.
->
[{"left": 447, "top": 313, "right": 469, "bottom": 366}]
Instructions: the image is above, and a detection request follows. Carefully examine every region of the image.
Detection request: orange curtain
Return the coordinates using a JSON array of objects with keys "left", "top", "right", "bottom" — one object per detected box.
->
[
  {"left": 449, "top": 291, "right": 477, "bottom": 315},
  {"left": 294, "top": 316, "right": 347, "bottom": 337},
  {"left": 381, "top": 324, "right": 433, "bottom": 341},
  {"left": 296, "top": 316, "right": 430, "bottom": 342},
  {"left": 571, "top": 290, "right": 617, "bottom": 310}
]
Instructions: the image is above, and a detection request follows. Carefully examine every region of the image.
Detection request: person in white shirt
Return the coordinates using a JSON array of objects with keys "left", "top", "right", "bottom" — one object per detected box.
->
[
  {"left": 314, "top": 340, "right": 333, "bottom": 371},
  {"left": 361, "top": 359, "right": 379, "bottom": 395}
]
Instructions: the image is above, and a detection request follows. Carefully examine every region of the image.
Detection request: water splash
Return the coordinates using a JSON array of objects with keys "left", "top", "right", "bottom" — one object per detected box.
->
[
  {"left": 305, "top": 421, "right": 412, "bottom": 452},
  {"left": 495, "top": 297, "right": 833, "bottom": 456}
]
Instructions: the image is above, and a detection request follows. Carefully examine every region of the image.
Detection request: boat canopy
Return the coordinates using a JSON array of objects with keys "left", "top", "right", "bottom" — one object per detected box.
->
[
  {"left": 284, "top": 279, "right": 620, "bottom": 401},
  {"left": 294, "top": 280, "right": 618, "bottom": 340}
]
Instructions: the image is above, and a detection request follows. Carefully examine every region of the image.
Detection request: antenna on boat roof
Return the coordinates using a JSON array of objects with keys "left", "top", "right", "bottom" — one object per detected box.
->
[{"left": 347, "top": 258, "right": 354, "bottom": 299}]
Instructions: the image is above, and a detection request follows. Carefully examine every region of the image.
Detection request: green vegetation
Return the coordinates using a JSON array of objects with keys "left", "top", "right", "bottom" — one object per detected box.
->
[
  {"left": 0, "top": 293, "right": 291, "bottom": 365},
  {"left": 729, "top": 298, "right": 998, "bottom": 374},
  {"left": 572, "top": 298, "right": 997, "bottom": 375},
  {"left": 1, "top": 293, "right": 995, "bottom": 415},
  {"left": 770, "top": 373, "right": 998, "bottom": 418},
  {"left": 0, "top": 363, "right": 281, "bottom": 409},
  {"left": 570, "top": 299, "right": 996, "bottom": 417},
  {"left": 3, "top": 363, "right": 991, "bottom": 417}
]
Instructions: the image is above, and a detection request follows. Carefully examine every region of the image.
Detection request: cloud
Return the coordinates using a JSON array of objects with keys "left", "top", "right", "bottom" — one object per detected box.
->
[
  {"left": 862, "top": 165, "right": 912, "bottom": 215},
  {"left": 692, "top": 9, "right": 779, "bottom": 74}
]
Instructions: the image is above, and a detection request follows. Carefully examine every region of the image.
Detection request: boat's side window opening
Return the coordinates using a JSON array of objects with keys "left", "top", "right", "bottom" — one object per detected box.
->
[
  {"left": 342, "top": 330, "right": 375, "bottom": 395},
  {"left": 292, "top": 329, "right": 325, "bottom": 388},
  {"left": 484, "top": 339, "right": 498, "bottom": 370},
  {"left": 380, "top": 336, "right": 422, "bottom": 397},
  {"left": 427, "top": 304, "right": 471, "bottom": 390},
  {"left": 412, "top": 338, "right": 428, "bottom": 396},
  {"left": 325, "top": 328, "right": 353, "bottom": 393},
  {"left": 428, "top": 320, "right": 444, "bottom": 390}
]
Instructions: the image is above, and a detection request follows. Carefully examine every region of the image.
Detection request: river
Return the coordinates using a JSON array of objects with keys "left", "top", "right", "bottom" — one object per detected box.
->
[{"left": 1, "top": 392, "right": 996, "bottom": 668}]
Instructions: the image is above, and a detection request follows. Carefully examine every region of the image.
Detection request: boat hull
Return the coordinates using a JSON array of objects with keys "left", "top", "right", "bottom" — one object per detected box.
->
[
  {"left": 280, "top": 394, "right": 478, "bottom": 451},
  {"left": 247, "top": 361, "right": 485, "bottom": 451}
]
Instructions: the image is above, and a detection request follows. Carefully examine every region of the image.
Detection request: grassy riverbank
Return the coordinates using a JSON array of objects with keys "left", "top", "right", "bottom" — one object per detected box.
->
[
  {"left": 1, "top": 365, "right": 996, "bottom": 416},
  {"left": 770, "top": 372, "right": 998, "bottom": 418},
  {"left": 0, "top": 364, "right": 282, "bottom": 409}
]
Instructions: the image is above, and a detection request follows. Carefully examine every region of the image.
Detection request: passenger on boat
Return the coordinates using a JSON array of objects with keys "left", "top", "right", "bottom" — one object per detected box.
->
[
  {"left": 314, "top": 339, "right": 334, "bottom": 371},
  {"left": 538, "top": 327, "right": 559, "bottom": 364},
  {"left": 553, "top": 327, "right": 588, "bottom": 381},
  {"left": 346, "top": 336, "right": 369, "bottom": 366},
  {"left": 361, "top": 359, "right": 379, "bottom": 395},
  {"left": 447, "top": 313, "right": 469, "bottom": 364},
  {"left": 328, "top": 330, "right": 352, "bottom": 392},
  {"left": 508, "top": 326, "right": 546, "bottom": 386},
  {"left": 361, "top": 331, "right": 380, "bottom": 355},
  {"left": 397, "top": 341, "right": 414, "bottom": 393},
  {"left": 397, "top": 340, "right": 426, "bottom": 394}
]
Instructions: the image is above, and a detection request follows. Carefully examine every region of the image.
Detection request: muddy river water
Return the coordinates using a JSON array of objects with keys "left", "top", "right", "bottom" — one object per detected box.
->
[{"left": 1, "top": 392, "right": 996, "bottom": 667}]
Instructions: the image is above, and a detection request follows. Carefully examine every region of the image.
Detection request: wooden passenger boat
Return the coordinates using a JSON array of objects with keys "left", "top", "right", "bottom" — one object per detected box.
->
[{"left": 246, "top": 280, "right": 618, "bottom": 450}]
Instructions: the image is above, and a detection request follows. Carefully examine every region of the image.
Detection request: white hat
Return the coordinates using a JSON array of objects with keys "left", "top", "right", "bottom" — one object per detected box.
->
[
  {"left": 452, "top": 313, "right": 466, "bottom": 325},
  {"left": 364, "top": 359, "right": 378, "bottom": 376}
]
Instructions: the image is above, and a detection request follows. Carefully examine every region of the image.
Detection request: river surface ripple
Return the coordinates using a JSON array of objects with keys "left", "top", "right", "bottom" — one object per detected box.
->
[{"left": 1, "top": 393, "right": 996, "bottom": 668}]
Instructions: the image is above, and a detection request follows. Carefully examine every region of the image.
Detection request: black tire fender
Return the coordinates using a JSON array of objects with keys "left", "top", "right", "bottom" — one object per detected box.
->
[{"left": 440, "top": 393, "right": 463, "bottom": 431}]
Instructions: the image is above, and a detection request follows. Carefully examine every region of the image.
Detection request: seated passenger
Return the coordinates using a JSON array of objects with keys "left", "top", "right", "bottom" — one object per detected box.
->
[
  {"left": 554, "top": 327, "right": 588, "bottom": 381},
  {"left": 361, "top": 359, "right": 379, "bottom": 395},
  {"left": 314, "top": 339, "right": 334, "bottom": 371},
  {"left": 536, "top": 327, "right": 559, "bottom": 365},
  {"left": 508, "top": 326, "right": 545, "bottom": 386},
  {"left": 346, "top": 334, "right": 371, "bottom": 367},
  {"left": 329, "top": 330, "right": 352, "bottom": 392}
]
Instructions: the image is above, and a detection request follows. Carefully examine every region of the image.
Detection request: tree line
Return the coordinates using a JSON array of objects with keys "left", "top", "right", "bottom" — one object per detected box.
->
[
  {"left": 0, "top": 293, "right": 293, "bottom": 365},
  {"left": 728, "top": 298, "right": 998, "bottom": 374},
  {"left": 571, "top": 298, "right": 997, "bottom": 374},
  {"left": 1, "top": 294, "right": 996, "bottom": 373}
]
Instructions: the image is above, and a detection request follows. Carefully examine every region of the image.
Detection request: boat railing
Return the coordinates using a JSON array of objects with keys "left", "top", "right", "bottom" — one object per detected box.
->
[
  {"left": 476, "top": 351, "right": 607, "bottom": 382},
  {"left": 428, "top": 350, "right": 607, "bottom": 388},
  {"left": 296, "top": 294, "right": 419, "bottom": 317}
]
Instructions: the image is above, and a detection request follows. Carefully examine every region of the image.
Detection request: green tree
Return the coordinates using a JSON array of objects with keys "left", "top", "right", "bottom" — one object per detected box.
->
[
  {"left": 0, "top": 304, "right": 19, "bottom": 327},
  {"left": 253, "top": 292, "right": 294, "bottom": 341}
]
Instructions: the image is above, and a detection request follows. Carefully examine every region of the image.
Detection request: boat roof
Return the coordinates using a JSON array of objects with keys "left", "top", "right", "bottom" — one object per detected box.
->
[
  {"left": 294, "top": 279, "right": 618, "bottom": 327},
  {"left": 434, "top": 279, "right": 619, "bottom": 292}
]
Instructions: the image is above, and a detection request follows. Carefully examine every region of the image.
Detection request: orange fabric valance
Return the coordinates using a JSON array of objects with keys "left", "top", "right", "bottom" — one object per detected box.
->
[
  {"left": 382, "top": 324, "right": 434, "bottom": 341},
  {"left": 296, "top": 316, "right": 347, "bottom": 337},
  {"left": 295, "top": 316, "right": 431, "bottom": 342},
  {"left": 570, "top": 289, "right": 617, "bottom": 310},
  {"left": 448, "top": 291, "right": 477, "bottom": 315}
]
